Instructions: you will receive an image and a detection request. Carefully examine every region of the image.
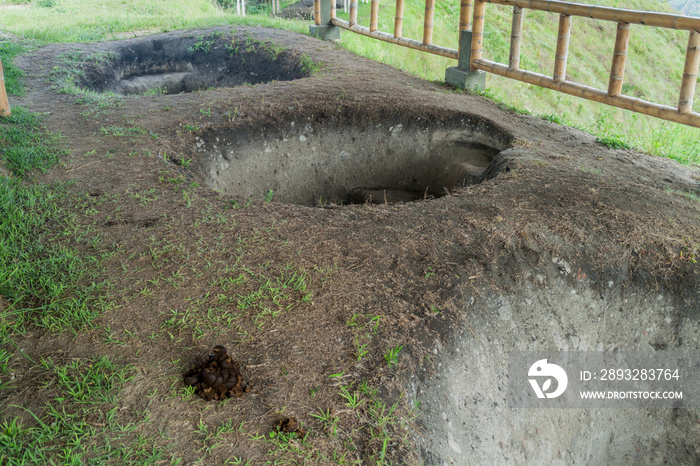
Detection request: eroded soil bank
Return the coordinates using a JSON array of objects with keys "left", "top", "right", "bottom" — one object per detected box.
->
[{"left": 3, "top": 26, "right": 700, "bottom": 464}]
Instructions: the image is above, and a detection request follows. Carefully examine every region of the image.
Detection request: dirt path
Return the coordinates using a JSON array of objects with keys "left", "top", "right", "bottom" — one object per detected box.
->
[{"left": 4, "top": 26, "right": 700, "bottom": 464}]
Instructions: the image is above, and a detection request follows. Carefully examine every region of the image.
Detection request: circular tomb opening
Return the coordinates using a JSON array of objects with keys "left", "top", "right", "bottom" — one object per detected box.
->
[
  {"left": 192, "top": 117, "right": 512, "bottom": 206},
  {"left": 77, "top": 32, "right": 311, "bottom": 95}
]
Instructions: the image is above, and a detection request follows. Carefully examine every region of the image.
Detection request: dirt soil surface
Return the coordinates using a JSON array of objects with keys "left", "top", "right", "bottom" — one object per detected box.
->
[{"left": 3, "top": 26, "right": 700, "bottom": 464}]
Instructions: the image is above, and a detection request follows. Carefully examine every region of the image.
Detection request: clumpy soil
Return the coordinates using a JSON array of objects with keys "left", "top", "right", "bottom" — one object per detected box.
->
[
  {"left": 183, "top": 345, "right": 247, "bottom": 401},
  {"left": 3, "top": 26, "right": 700, "bottom": 464}
]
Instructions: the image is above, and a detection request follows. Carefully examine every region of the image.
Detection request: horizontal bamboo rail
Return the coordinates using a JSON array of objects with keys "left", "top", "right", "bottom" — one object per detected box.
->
[
  {"left": 330, "top": 18, "right": 459, "bottom": 59},
  {"left": 472, "top": 58, "right": 700, "bottom": 127},
  {"left": 0, "top": 58, "right": 10, "bottom": 117},
  {"left": 485, "top": 0, "right": 700, "bottom": 31}
]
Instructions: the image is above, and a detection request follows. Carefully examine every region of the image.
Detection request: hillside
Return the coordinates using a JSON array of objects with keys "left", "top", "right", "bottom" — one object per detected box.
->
[{"left": 669, "top": 0, "right": 700, "bottom": 16}]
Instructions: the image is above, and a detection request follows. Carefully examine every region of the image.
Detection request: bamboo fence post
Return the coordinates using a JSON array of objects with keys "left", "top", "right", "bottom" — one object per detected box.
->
[
  {"left": 509, "top": 6, "right": 524, "bottom": 70},
  {"left": 460, "top": 0, "right": 473, "bottom": 32},
  {"left": 608, "top": 21, "right": 630, "bottom": 96},
  {"left": 423, "top": 0, "right": 435, "bottom": 46},
  {"left": 471, "top": 0, "right": 486, "bottom": 71},
  {"left": 349, "top": 0, "right": 358, "bottom": 26},
  {"left": 394, "top": 0, "right": 404, "bottom": 38},
  {"left": 0, "top": 58, "right": 10, "bottom": 117},
  {"left": 370, "top": 0, "right": 379, "bottom": 32},
  {"left": 678, "top": 29, "right": 700, "bottom": 114},
  {"left": 553, "top": 14, "right": 571, "bottom": 82},
  {"left": 314, "top": 0, "right": 322, "bottom": 25}
]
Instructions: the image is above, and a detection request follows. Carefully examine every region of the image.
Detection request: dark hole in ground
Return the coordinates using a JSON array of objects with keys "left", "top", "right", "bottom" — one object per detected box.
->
[
  {"left": 191, "top": 118, "right": 512, "bottom": 206},
  {"left": 78, "top": 32, "right": 311, "bottom": 95}
]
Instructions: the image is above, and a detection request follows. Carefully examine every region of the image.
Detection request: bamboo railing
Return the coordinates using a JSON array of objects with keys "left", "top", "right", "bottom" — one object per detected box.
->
[
  {"left": 470, "top": 0, "right": 700, "bottom": 127},
  {"left": 329, "top": 0, "right": 469, "bottom": 59},
  {"left": 314, "top": 0, "right": 700, "bottom": 128}
]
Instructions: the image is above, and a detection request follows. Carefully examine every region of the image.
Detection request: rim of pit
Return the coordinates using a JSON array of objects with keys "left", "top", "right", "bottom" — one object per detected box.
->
[
  {"left": 187, "top": 114, "right": 514, "bottom": 206},
  {"left": 76, "top": 31, "right": 313, "bottom": 96}
]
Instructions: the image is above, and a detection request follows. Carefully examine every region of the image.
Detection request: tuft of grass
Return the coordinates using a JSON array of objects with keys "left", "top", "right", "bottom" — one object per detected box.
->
[
  {"left": 99, "top": 125, "right": 147, "bottom": 137},
  {"left": 188, "top": 34, "right": 216, "bottom": 53},
  {"left": 300, "top": 54, "right": 321, "bottom": 74},
  {"left": 41, "top": 355, "right": 134, "bottom": 404},
  {"left": 384, "top": 344, "right": 403, "bottom": 368},
  {"left": 597, "top": 135, "right": 632, "bottom": 150}
]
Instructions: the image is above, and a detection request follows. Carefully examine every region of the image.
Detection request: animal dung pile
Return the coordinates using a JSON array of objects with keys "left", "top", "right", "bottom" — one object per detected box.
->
[
  {"left": 183, "top": 345, "right": 246, "bottom": 401},
  {"left": 275, "top": 417, "right": 306, "bottom": 438}
]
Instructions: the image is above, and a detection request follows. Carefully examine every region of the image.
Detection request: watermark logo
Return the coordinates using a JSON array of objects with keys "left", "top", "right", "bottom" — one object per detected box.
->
[{"left": 528, "top": 359, "right": 568, "bottom": 399}]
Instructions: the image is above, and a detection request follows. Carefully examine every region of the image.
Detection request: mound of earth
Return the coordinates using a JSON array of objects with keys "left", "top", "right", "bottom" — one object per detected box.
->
[{"left": 4, "top": 26, "right": 700, "bottom": 464}]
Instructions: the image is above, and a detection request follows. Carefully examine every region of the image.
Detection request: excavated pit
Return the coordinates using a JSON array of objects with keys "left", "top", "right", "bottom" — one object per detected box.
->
[
  {"left": 194, "top": 117, "right": 512, "bottom": 206},
  {"left": 77, "top": 33, "right": 310, "bottom": 95}
]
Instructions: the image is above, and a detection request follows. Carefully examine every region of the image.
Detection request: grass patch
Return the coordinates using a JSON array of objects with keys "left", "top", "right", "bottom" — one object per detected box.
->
[
  {"left": 0, "top": 175, "right": 105, "bottom": 335},
  {"left": 49, "top": 50, "right": 123, "bottom": 112},
  {"left": 0, "top": 0, "right": 309, "bottom": 44},
  {"left": 311, "top": 380, "right": 419, "bottom": 464},
  {"left": 0, "top": 41, "right": 26, "bottom": 96},
  {"left": 0, "top": 356, "right": 166, "bottom": 465},
  {"left": 1, "top": 49, "right": 106, "bottom": 353},
  {"left": 0, "top": 107, "right": 67, "bottom": 175}
]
